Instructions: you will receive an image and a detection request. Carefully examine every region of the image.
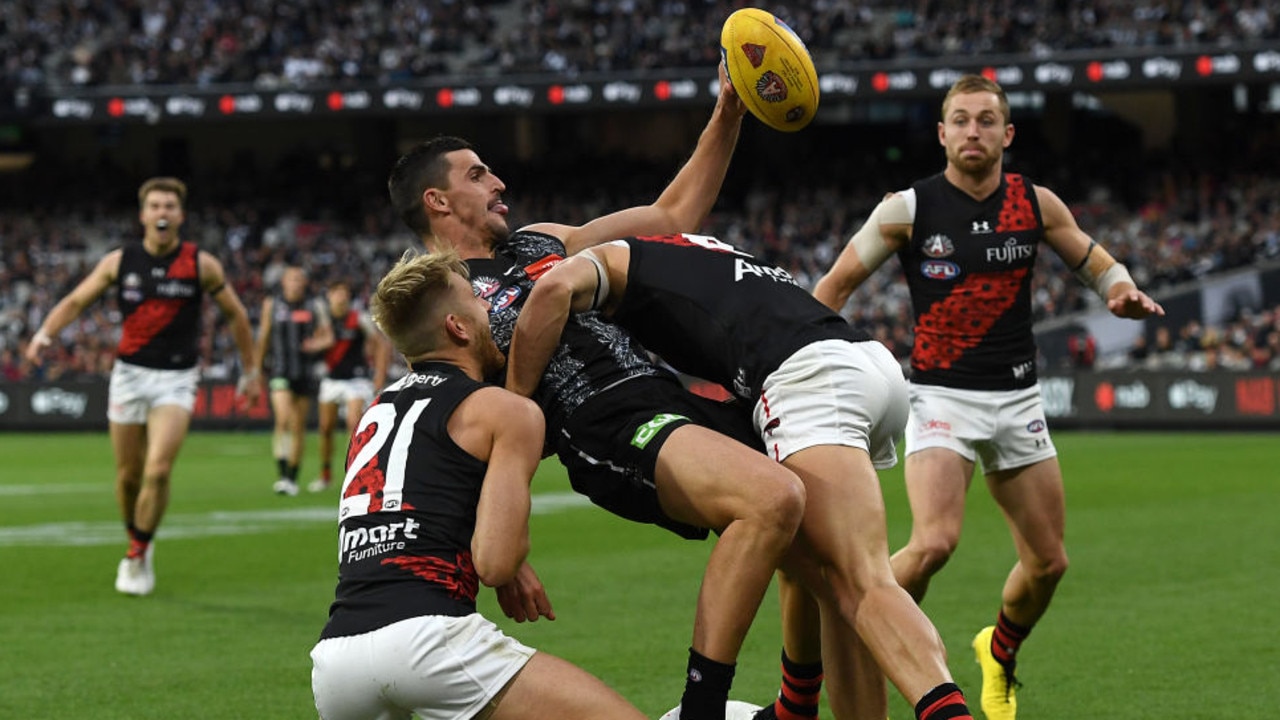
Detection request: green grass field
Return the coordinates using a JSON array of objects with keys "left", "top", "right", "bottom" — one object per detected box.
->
[{"left": 1, "top": 431, "right": 1277, "bottom": 719}]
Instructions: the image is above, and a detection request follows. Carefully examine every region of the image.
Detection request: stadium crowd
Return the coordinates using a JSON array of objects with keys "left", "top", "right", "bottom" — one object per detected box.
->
[
  {"left": 2, "top": 0, "right": 1277, "bottom": 90},
  {"left": 3, "top": 159, "right": 1278, "bottom": 384}
]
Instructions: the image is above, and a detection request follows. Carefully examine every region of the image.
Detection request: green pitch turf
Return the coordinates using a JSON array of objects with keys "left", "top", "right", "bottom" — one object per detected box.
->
[{"left": 0, "top": 431, "right": 1276, "bottom": 719}]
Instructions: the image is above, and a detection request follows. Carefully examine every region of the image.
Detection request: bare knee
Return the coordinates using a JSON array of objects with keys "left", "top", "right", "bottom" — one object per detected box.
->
[
  {"left": 907, "top": 530, "right": 960, "bottom": 577},
  {"left": 752, "top": 469, "right": 806, "bottom": 537},
  {"left": 1027, "top": 549, "right": 1069, "bottom": 587}
]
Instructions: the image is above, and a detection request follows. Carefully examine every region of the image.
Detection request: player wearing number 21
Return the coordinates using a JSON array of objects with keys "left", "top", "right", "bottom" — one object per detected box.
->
[{"left": 309, "top": 249, "right": 650, "bottom": 720}]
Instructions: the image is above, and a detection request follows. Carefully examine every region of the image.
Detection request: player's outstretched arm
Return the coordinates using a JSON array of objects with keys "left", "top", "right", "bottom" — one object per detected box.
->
[
  {"left": 202, "top": 253, "right": 260, "bottom": 402},
  {"left": 1037, "top": 186, "right": 1165, "bottom": 320},
  {"left": 460, "top": 387, "right": 544, "bottom": 587},
  {"left": 523, "top": 63, "right": 746, "bottom": 256},
  {"left": 26, "top": 250, "right": 121, "bottom": 365},
  {"left": 505, "top": 252, "right": 612, "bottom": 397},
  {"left": 813, "top": 193, "right": 911, "bottom": 312}
]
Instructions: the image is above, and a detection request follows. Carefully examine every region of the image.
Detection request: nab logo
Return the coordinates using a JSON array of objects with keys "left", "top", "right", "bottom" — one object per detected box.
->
[
  {"left": 971, "top": 220, "right": 992, "bottom": 234},
  {"left": 921, "top": 260, "right": 960, "bottom": 280}
]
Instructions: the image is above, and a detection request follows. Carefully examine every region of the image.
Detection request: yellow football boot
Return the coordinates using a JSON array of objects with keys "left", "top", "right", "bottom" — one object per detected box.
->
[{"left": 972, "top": 626, "right": 1017, "bottom": 720}]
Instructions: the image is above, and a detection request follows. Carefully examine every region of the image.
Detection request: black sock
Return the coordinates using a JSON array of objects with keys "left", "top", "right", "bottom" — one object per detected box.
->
[
  {"left": 914, "top": 682, "right": 972, "bottom": 720},
  {"left": 286, "top": 463, "right": 300, "bottom": 482},
  {"left": 680, "top": 648, "right": 735, "bottom": 720},
  {"left": 276, "top": 457, "right": 288, "bottom": 477},
  {"left": 773, "top": 649, "right": 822, "bottom": 719},
  {"left": 992, "top": 610, "right": 1032, "bottom": 667}
]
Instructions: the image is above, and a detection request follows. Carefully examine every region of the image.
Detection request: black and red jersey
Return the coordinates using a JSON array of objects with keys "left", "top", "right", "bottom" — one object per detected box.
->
[
  {"left": 115, "top": 241, "right": 203, "bottom": 369},
  {"left": 324, "top": 309, "right": 370, "bottom": 380},
  {"left": 899, "top": 173, "right": 1045, "bottom": 390},
  {"left": 612, "top": 234, "right": 867, "bottom": 402},
  {"left": 320, "top": 361, "right": 489, "bottom": 639}
]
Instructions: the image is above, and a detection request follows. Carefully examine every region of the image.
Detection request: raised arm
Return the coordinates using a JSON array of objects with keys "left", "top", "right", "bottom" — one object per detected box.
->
[
  {"left": 454, "top": 387, "right": 545, "bottom": 587},
  {"left": 200, "top": 253, "right": 260, "bottom": 402},
  {"left": 812, "top": 193, "right": 913, "bottom": 312},
  {"left": 1037, "top": 185, "right": 1164, "bottom": 320},
  {"left": 523, "top": 64, "right": 747, "bottom": 255},
  {"left": 504, "top": 253, "right": 607, "bottom": 397},
  {"left": 26, "top": 250, "right": 121, "bottom": 365}
]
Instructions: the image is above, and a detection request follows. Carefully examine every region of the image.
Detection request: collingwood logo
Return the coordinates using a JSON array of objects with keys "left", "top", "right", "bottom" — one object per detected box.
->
[
  {"left": 986, "top": 237, "right": 1034, "bottom": 263},
  {"left": 971, "top": 220, "right": 992, "bottom": 234}
]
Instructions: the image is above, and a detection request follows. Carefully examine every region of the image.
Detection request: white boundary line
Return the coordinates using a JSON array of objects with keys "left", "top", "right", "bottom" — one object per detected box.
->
[{"left": 0, "top": 491, "right": 592, "bottom": 547}]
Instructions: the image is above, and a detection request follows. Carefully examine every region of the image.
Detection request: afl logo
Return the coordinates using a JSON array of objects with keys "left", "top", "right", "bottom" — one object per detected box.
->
[
  {"left": 922, "top": 234, "right": 954, "bottom": 258},
  {"left": 491, "top": 286, "right": 522, "bottom": 311},
  {"left": 921, "top": 260, "right": 960, "bottom": 280},
  {"left": 1026, "top": 419, "right": 1046, "bottom": 433}
]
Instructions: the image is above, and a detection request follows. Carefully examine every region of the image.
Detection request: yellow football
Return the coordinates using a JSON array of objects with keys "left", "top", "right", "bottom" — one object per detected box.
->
[{"left": 720, "top": 8, "right": 820, "bottom": 132}]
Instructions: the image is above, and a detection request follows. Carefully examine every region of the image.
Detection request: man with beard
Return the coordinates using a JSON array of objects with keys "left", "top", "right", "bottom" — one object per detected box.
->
[
  {"left": 310, "top": 249, "right": 650, "bottom": 720},
  {"left": 806, "top": 74, "right": 1164, "bottom": 719},
  {"left": 385, "top": 64, "right": 806, "bottom": 720}
]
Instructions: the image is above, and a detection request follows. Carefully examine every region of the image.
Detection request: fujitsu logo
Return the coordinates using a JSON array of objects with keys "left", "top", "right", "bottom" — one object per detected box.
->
[{"left": 986, "top": 237, "right": 1034, "bottom": 263}]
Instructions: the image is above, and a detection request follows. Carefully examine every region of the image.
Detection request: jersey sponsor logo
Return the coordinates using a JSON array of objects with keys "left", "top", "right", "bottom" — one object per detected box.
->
[
  {"left": 1012, "top": 360, "right": 1034, "bottom": 380},
  {"left": 491, "top": 285, "right": 522, "bottom": 311},
  {"left": 921, "top": 260, "right": 960, "bottom": 280},
  {"left": 922, "top": 234, "right": 954, "bottom": 258},
  {"left": 734, "top": 258, "right": 798, "bottom": 284},
  {"left": 1026, "top": 418, "right": 1046, "bottom": 433},
  {"left": 154, "top": 279, "right": 197, "bottom": 298},
  {"left": 290, "top": 309, "right": 314, "bottom": 323},
  {"left": 340, "top": 518, "right": 421, "bottom": 563},
  {"left": 971, "top": 220, "right": 993, "bottom": 234},
  {"left": 987, "top": 237, "right": 1035, "bottom": 264},
  {"left": 630, "top": 413, "right": 688, "bottom": 449}
]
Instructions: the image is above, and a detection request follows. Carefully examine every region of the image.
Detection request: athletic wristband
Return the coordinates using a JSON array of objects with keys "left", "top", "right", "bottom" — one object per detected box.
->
[{"left": 32, "top": 331, "right": 52, "bottom": 347}]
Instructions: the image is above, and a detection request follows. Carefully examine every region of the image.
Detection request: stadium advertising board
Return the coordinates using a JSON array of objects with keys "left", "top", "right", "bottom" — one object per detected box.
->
[
  {"left": 0, "top": 380, "right": 276, "bottom": 431},
  {"left": 25, "top": 45, "right": 1280, "bottom": 125},
  {"left": 1039, "top": 371, "right": 1280, "bottom": 429}
]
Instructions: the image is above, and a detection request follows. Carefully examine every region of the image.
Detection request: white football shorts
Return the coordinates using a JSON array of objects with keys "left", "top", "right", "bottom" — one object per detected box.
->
[
  {"left": 310, "top": 613, "right": 535, "bottom": 720},
  {"left": 754, "top": 339, "right": 907, "bottom": 468},
  {"left": 319, "top": 377, "right": 375, "bottom": 406},
  {"left": 107, "top": 360, "right": 199, "bottom": 424},
  {"left": 905, "top": 383, "right": 1057, "bottom": 472}
]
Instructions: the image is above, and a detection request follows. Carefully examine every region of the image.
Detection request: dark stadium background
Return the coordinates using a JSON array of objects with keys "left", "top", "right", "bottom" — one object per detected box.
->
[{"left": 2, "top": 2, "right": 1278, "bottom": 430}]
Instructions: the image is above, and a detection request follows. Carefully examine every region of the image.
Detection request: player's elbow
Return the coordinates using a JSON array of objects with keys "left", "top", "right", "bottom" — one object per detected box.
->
[{"left": 472, "top": 538, "right": 529, "bottom": 587}]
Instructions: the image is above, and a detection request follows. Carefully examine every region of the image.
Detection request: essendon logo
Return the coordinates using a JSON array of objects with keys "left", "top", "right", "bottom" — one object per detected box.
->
[
  {"left": 755, "top": 71, "right": 787, "bottom": 102},
  {"left": 741, "top": 43, "right": 766, "bottom": 68}
]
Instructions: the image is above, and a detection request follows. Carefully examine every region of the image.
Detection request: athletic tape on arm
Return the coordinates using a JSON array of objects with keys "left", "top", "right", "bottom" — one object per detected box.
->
[
  {"left": 582, "top": 250, "right": 610, "bottom": 311},
  {"left": 1072, "top": 241, "right": 1135, "bottom": 299},
  {"left": 847, "top": 192, "right": 913, "bottom": 271}
]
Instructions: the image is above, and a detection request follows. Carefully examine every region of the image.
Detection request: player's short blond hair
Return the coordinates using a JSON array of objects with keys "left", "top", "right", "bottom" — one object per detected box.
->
[
  {"left": 371, "top": 249, "right": 470, "bottom": 359},
  {"left": 942, "top": 75, "right": 1011, "bottom": 125},
  {"left": 137, "top": 177, "right": 188, "bottom": 208}
]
